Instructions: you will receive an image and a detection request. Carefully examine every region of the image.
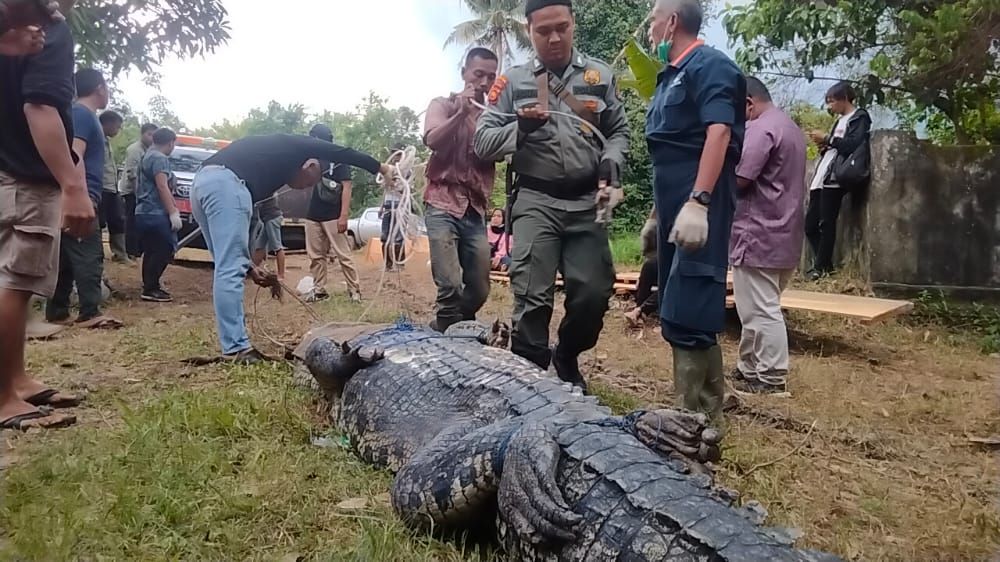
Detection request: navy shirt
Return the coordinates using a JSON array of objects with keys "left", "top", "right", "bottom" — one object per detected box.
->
[
  {"left": 0, "top": 20, "right": 76, "bottom": 183},
  {"left": 72, "top": 103, "right": 105, "bottom": 206},
  {"left": 136, "top": 150, "right": 172, "bottom": 216},
  {"left": 645, "top": 43, "right": 746, "bottom": 184}
]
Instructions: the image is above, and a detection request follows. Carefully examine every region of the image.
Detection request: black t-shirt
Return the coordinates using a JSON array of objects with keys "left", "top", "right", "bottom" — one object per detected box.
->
[
  {"left": 0, "top": 20, "right": 76, "bottom": 182},
  {"left": 203, "top": 134, "right": 381, "bottom": 203},
  {"left": 306, "top": 162, "right": 352, "bottom": 222}
]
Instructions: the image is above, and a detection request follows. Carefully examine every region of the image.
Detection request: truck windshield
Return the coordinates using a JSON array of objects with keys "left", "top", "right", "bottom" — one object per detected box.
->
[{"left": 170, "top": 149, "right": 214, "bottom": 173}]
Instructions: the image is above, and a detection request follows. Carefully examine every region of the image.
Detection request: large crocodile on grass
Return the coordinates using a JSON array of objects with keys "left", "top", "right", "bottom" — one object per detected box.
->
[{"left": 296, "top": 321, "right": 843, "bottom": 562}]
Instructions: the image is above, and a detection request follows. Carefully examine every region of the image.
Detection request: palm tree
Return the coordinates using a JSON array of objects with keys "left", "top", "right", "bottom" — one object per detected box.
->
[{"left": 444, "top": 0, "right": 531, "bottom": 72}]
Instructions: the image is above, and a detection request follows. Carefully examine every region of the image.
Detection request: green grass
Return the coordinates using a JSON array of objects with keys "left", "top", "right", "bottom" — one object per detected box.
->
[
  {"left": 609, "top": 234, "right": 643, "bottom": 268},
  {"left": 0, "top": 362, "right": 490, "bottom": 561}
]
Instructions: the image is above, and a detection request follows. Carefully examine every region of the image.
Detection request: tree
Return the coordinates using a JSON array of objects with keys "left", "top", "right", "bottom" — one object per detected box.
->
[
  {"left": 724, "top": 0, "right": 1000, "bottom": 144},
  {"left": 444, "top": 0, "right": 530, "bottom": 72},
  {"left": 69, "top": 0, "right": 230, "bottom": 77}
]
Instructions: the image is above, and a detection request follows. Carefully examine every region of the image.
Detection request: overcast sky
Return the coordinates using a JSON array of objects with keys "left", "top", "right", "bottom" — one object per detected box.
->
[{"left": 116, "top": 0, "right": 742, "bottom": 129}]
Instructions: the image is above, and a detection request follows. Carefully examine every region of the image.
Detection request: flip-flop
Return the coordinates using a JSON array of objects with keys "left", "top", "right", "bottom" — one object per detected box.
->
[
  {"left": 76, "top": 316, "right": 124, "bottom": 330},
  {"left": 24, "top": 389, "right": 83, "bottom": 409},
  {"left": 0, "top": 410, "right": 77, "bottom": 431}
]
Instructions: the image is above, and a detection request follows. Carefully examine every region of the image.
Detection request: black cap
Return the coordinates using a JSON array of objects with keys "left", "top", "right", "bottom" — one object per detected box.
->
[
  {"left": 525, "top": 0, "right": 571, "bottom": 17},
  {"left": 308, "top": 123, "right": 333, "bottom": 142}
]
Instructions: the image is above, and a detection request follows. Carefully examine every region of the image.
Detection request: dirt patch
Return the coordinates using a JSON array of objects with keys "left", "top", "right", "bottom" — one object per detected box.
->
[{"left": 5, "top": 249, "right": 999, "bottom": 561}]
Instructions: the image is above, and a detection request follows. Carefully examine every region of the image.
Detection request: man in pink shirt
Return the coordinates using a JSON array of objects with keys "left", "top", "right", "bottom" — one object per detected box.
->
[
  {"left": 422, "top": 47, "right": 499, "bottom": 332},
  {"left": 729, "top": 77, "right": 807, "bottom": 394}
]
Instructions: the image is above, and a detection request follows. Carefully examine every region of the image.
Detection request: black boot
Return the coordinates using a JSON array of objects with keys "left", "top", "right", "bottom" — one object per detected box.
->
[{"left": 552, "top": 346, "right": 587, "bottom": 393}]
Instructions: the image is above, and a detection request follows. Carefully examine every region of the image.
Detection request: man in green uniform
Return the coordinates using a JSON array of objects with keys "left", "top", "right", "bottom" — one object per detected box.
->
[{"left": 475, "top": 0, "right": 629, "bottom": 391}]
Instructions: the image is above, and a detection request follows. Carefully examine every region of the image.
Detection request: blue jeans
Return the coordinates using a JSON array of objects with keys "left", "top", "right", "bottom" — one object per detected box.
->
[
  {"left": 425, "top": 205, "right": 491, "bottom": 331},
  {"left": 190, "top": 166, "right": 253, "bottom": 355}
]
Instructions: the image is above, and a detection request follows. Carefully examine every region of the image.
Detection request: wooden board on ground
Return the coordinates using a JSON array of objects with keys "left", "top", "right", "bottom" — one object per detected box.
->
[
  {"left": 26, "top": 320, "right": 66, "bottom": 341},
  {"left": 491, "top": 270, "right": 734, "bottom": 293},
  {"left": 726, "top": 290, "right": 913, "bottom": 324},
  {"left": 174, "top": 247, "right": 215, "bottom": 264}
]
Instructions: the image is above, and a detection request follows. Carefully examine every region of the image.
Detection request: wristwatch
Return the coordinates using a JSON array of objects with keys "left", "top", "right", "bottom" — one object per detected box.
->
[{"left": 690, "top": 190, "right": 712, "bottom": 207}]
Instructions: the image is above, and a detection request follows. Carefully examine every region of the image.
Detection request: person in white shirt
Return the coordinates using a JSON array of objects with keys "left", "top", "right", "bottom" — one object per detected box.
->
[{"left": 804, "top": 81, "right": 872, "bottom": 280}]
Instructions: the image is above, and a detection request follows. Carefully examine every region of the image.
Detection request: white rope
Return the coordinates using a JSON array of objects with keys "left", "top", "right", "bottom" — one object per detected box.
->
[{"left": 470, "top": 99, "right": 609, "bottom": 147}]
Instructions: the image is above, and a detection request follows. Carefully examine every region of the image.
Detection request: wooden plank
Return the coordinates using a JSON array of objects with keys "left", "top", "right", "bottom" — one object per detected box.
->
[
  {"left": 174, "top": 247, "right": 214, "bottom": 264},
  {"left": 726, "top": 290, "right": 913, "bottom": 324}
]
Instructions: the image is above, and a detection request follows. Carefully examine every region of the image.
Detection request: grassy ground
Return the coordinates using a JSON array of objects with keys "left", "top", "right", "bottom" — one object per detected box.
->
[{"left": 1, "top": 253, "right": 997, "bottom": 561}]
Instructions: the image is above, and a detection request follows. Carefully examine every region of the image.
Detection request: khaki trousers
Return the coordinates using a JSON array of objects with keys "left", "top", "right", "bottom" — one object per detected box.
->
[
  {"left": 305, "top": 219, "right": 360, "bottom": 294},
  {"left": 733, "top": 266, "right": 794, "bottom": 382}
]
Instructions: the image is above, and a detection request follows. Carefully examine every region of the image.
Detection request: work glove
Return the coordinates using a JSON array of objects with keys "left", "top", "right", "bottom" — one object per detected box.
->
[
  {"left": 169, "top": 211, "right": 183, "bottom": 233},
  {"left": 595, "top": 160, "right": 623, "bottom": 224},
  {"left": 669, "top": 201, "right": 709, "bottom": 251}
]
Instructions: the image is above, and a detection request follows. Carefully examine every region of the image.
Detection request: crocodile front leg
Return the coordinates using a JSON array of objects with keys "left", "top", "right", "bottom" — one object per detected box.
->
[
  {"left": 391, "top": 419, "right": 511, "bottom": 530},
  {"left": 628, "top": 409, "right": 723, "bottom": 475},
  {"left": 391, "top": 419, "right": 582, "bottom": 546}
]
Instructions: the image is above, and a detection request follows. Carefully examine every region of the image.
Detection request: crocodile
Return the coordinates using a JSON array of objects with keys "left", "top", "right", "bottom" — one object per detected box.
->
[{"left": 297, "top": 321, "right": 843, "bottom": 562}]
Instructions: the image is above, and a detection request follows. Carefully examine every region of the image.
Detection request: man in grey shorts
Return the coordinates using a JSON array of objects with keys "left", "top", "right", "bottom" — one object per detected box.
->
[{"left": 251, "top": 197, "right": 286, "bottom": 281}]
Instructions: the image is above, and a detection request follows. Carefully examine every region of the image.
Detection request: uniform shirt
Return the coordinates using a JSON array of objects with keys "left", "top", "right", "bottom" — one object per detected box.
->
[
  {"left": 306, "top": 163, "right": 352, "bottom": 223},
  {"left": 731, "top": 107, "right": 808, "bottom": 270},
  {"left": 202, "top": 134, "right": 381, "bottom": 203},
  {"left": 475, "top": 49, "right": 629, "bottom": 210},
  {"left": 0, "top": 20, "right": 76, "bottom": 183},
  {"left": 646, "top": 42, "right": 746, "bottom": 183},
  {"left": 423, "top": 94, "right": 495, "bottom": 219},
  {"left": 118, "top": 141, "right": 145, "bottom": 195},
  {"left": 72, "top": 103, "right": 105, "bottom": 206},
  {"left": 136, "top": 149, "right": 172, "bottom": 216},
  {"left": 103, "top": 136, "right": 118, "bottom": 193}
]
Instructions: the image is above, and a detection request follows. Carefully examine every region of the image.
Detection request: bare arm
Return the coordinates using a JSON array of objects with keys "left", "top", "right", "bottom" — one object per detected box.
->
[
  {"left": 339, "top": 180, "right": 353, "bottom": 221},
  {"left": 154, "top": 172, "right": 178, "bottom": 215},
  {"left": 693, "top": 124, "right": 732, "bottom": 196}
]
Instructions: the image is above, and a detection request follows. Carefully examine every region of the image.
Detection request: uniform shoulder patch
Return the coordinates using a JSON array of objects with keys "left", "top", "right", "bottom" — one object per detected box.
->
[
  {"left": 488, "top": 75, "right": 509, "bottom": 105},
  {"left": 584, "top": 69, "right": 601, "bottom": 85}
]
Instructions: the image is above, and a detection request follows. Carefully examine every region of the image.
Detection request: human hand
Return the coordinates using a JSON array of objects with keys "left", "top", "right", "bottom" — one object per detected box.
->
[
  {"left": 0, "top": 25, "right": 43, "bottom": 55},
  {"left": 60, "top": 183, "right": 96, "bottom": 239},
  {"left": 169, "top": 211, "right": 183, "bottom": 232},
  {"left": 668, "top": 200, "right": 709, "bottom": 251},
  {"left": 0, "top": 0, "right": 61, "bottom": 32},
  {"left": 379, "top": 163, "right": 396, "bottom": 187},
  {"left": 337, "top": 216, "right": 348, "bottom": 234},
  {"left": 809, "top": 131, "right": 826, "bottom": 145},
  {"left": 516, "top": 104, "right": 549, "bottom": 135},
  {"left": 458, "top": 83, "right": 477, "bottom": 112}
]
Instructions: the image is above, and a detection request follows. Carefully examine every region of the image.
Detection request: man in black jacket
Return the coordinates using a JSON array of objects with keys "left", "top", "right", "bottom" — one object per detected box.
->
[
  {"left": 805, "top": 80, "right": 871, "bottom": 280},
  {"left": 189, "top": 134, "right": 393, "bottom": 364}
]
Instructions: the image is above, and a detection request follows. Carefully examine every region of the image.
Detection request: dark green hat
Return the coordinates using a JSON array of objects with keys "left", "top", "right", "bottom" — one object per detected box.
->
[{"left": 525, "top": 0, "right": 572, "bottom": 17}]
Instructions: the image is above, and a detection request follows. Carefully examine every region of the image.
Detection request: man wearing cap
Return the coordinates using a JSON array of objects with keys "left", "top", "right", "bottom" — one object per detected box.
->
[
  {"left": 475, "top": 0, "right": 629, "bottom": 391},
  {"left": 303, "top": 124, "right": 362, "bottom": 303},
  {"left": 646, "top": 0, "right": 747, "bottom": 420}
]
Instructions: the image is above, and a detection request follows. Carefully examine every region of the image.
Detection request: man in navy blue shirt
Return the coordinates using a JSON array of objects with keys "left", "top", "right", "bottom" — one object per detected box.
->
[
  {"left": 46, "top": 68, "right": 120, "bottom": 328},
  {"left": 646, "top": 0, "right": 746, "bottom": 421}
]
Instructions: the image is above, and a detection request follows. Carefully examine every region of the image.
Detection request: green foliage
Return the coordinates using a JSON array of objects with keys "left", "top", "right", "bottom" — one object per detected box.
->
[
  {"left": 609, "top": 233, "right": 644, "bottom": 267},
  {"left": 787, "top": 102, "right": 836, "bottom": 160},
  {"left": 723, "top": 0, "right": 1000, "bottom": 144},
  {"left": 619, "top": 38, "right": 660, "bottom": 102},
  {"left": 913, "top": 290, "right": 1000, "bottom": 355},
  {"left": 69, "top": 0, "right": 230, "bottom": 77},
  {"left": 444, "top": 0, "right": 529, "bottom": 72}
]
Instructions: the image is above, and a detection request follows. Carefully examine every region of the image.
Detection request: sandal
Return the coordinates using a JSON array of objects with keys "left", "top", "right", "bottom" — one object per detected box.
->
[
  {"left": 24, "top": 389, "right": 83, "bottom": 409},
  {"left": 76, "top": 316, "right": 124, "bottom": 330},
  {"left": 0, "top": 410, "right": 76, "bottom": 431}
]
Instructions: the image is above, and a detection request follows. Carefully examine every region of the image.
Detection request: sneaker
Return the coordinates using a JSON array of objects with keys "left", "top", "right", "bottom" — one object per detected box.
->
[
  {"left": 349, "top": 291, "right": 362, "bottom": 303},
  {"left": 141, "top": 290, "right": 173, "bottom": 303},
  {"left": 732, "top": 375, "right": 787, "bottom": 395},
  {"left": 224, "top": 348, "right": 272, "bottom": 366},
  {"left": 307, "top": 291, "right": 330, "bottom": 303},
  {"left": 727, "top": 368, "right": 748, "bottom": 382}
]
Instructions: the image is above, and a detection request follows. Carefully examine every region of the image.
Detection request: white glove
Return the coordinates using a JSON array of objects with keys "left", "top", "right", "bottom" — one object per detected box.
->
[
  {"left": 595, "top": 186, "right": 624, "bottom": 224},
  {"left": 668, "top": 201, "right": 709, "bottom": 251},
  {"left": 169, "top": 211, "right": 183, "bottom": 232}
]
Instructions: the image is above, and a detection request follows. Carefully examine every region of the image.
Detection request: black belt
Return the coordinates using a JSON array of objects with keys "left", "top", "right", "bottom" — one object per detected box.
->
[{"left": 515, "top": 174, "right": 597, "bottom": 200}]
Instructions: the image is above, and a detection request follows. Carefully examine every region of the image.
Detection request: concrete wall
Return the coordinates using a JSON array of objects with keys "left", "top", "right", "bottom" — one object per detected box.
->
[{"left": 861, "top": 131, "right": 1000, "bottom": 294}]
